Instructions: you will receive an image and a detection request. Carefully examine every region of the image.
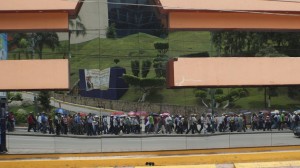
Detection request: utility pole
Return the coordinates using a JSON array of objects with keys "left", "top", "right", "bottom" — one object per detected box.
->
[
  {"left": 210, "top": 88, "right": 216, "bottom": 133},
  {"left": 0, "top": 97, "right": 7, "bottom": 153}
]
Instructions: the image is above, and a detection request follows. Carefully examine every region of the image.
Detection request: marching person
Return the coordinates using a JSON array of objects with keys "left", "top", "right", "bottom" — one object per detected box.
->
[{"left": 27, "top": 112, "right": 36, "bottom": 132}]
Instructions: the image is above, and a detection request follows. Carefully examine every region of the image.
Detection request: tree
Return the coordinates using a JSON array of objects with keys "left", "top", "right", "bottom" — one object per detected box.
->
[
  {"left": 141, "top": 60, "right": 152, "bottom": 78},
  {"left": 195, "top": 88, "right": 249, "bottom": 108},
  {"left": 131, "top": 60, "right": 140, "bottom": 77},
  {"left": 69, "top": 16, "right": 87, "bottom": 37},
  {"left": 123, "top": 74, "right": 166, "bottom": 102},
  {"left": 153, "top": 42, "right": 169, "bottom": 78},
  {"left": 114, "top": 58, "right": 120, "bottom": 65},
  {"left": 154, "top": 42, "right": 169, "bottom": 55},
  {"left": 33, "top": 32, "right": 60, "bottom": 59},
  {"left": 8, "top": 33, "right": 32, "bottom": 59},
  {"left": 37, "top": 91, "right": 51, "bottom": 113},
  {"left": 106, "top": 23, "right": 117, "bottom": 39}
]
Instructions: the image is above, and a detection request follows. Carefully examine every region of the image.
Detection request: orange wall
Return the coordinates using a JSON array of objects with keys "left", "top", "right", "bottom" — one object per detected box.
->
[
  {"left": 0, "top": 13, "right": 69, "bottom": 31},
  {"left": 160, "top": 0, "right": 300, "bottom": 12},
  {"left": 168, "top": 57, "right": 300, "bottom": 87},
  {"left": 169, "top": 12, "right": 300, "bottom": 30},
  {"left": 0, "top": 60, "right": 69, "bottom": 90}
]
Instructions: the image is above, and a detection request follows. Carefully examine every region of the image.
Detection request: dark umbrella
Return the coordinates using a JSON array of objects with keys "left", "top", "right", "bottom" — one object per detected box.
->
[{"left": 150, "top": 112, "right": 159, "bottom": 116}]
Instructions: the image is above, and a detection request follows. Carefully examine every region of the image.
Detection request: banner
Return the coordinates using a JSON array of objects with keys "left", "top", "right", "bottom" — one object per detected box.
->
[
  {"left": 84, "top": 68, "right": 111, "bottom": 91},
  {"left": 0, "top": 34, "right": 7, "bottom": 98}
]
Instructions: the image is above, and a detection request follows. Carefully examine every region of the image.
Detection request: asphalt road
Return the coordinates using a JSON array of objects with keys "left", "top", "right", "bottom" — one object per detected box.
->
[
  {"left": 21, "top": 92, "right": 110, "bottom": 116},
  {"left": 6, "top": 133, "right": 300, "bottom": 154}
]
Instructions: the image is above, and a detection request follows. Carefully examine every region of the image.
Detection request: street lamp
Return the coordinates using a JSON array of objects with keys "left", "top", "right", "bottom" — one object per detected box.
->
[{"left": 210, "top": 88, "right": 216, "bottom": 133}]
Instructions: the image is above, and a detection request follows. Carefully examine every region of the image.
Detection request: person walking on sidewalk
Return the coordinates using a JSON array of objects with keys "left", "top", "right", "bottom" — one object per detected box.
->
[
  {"left": 48, "top": 115, "right": 55, "bottom": 134},
  {"left": 186, "top": 114, "right": 199, "bottom": 134},
  {"left": 54, "top": 113, "right": 62, "bottom": 136},
  {"left": 87, "top": 113, "right": 94, "bottom": 136},
  {"left": 27, "top": 112, "right": 36, "bottom": 132}
]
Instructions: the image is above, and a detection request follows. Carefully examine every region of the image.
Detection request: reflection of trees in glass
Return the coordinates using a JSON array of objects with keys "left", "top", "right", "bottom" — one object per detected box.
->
[
  {"left": 123, "top": 74, "right": 165, "bottom": 102},
  {"left": 106, "top": 23, "right": 117, "bottom": 39},
  {"left": 37, "top": 91, "right": 51, "bottom": 113},
  {"left": 69, "top": 16, "right": 86, "bottom": 37},
  {"left": 153, "top": 42, "right": 169, "bottom": 78},
  {"left": 211, "top": 31, "right": 300, "bottom": 57},
  {"left": 131, "top": 60, "right": 140, "bottom": 77},
  {"left": 195, "top": 88, "right": 249, "bottom": 108},
  {"left": 33, "top": 32, "right": 60, "bottom": 59}
]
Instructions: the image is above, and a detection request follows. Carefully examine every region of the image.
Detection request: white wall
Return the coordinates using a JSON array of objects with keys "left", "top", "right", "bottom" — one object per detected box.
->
[{"left": 58, "top": 0, "right": 109, "bottom": 44}]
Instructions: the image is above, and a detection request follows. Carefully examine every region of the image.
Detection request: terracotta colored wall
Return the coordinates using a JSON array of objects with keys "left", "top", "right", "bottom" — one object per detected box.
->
[
  {"left": 169, "top": 12, "right": 300, "bottom": 30},
  {"left": 160, "top": 0, "right": 300, "bottom": 12},
  {"left": 168, "top": 57, "right": 300, "bottom": 87},
  {"left": 0, "top": 13, "right": 69, "bottom": 31},
  {"left": 0, "top": 60, "right": 69, "bottom": 90}
]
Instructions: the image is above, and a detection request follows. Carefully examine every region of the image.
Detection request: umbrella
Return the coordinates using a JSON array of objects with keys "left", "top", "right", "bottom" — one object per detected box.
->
[
  {"left": 136, "top": 111, "right": 148, "bottom": 117},
  {"left": 260, "top": 110, "right": 270, "bottom": 114},
  {"left": 79, "top": 112, "right": 87, "bottom": 117},
  {"left": 150, "top": 112, "right": 159, "bottom": 116},
  {"left": 240, "top": 110, "right": 250, "bottom": 114},
  {"left": 243, "top": 112, "right": 252, "bottom": 115},
  {"left": 160, "top": 112, "right": 170, "bottom": 116},
  {"left": 111, "top": 111, "right": 125, "bottom": 116},
  {"left": 294, "top": 110, "right": 300, "bottom": 114},
  {"left": 128, "top": 111, "right": 136, "bottom": 116},
  {"left": 55, "top": 108, "right": 68, "bottom": 115}
]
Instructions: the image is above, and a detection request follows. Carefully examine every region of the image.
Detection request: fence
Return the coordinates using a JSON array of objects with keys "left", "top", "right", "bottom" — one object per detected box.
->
[{"left": 52, "top": 93, "right": 248, "bottom": 115}]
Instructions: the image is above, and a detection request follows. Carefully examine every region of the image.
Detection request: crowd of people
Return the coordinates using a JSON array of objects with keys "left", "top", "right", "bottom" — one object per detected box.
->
[{"left": 23, "top": 110, "right": 299, "bottom": 136}]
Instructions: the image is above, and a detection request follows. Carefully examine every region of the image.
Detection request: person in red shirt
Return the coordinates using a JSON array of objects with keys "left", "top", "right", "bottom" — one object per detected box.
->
[{"left": 27, "top": 112, "right": 36, "bottom": 132}]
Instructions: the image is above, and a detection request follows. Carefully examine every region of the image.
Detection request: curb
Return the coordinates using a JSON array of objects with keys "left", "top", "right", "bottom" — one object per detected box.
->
[
  {"left": 7, "top": 130, "right": 293, "bottom": 139},
  {"left": 6, "top": 127, "right": 293, "bottom": 139}
]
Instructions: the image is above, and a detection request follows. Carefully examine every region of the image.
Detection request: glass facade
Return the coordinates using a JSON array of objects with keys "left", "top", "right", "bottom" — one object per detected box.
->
[
  {"left": 108, "top": 0, "right": 164, "bottom": 36},
  {"left": 4, "top": 0, "right": 300, "bottom": 157}
]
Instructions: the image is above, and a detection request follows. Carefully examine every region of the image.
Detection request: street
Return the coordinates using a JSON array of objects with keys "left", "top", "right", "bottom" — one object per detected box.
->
[
  {"left": 6, "top": 133, "right": 300, "bottom": 154},
  {"left": 21, "top": 92, "right": 110, "bottom": 116}
]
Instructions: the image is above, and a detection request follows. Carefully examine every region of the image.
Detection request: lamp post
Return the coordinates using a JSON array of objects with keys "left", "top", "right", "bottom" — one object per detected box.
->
[
  {"left": 210, "top": 88, "right": 216, "bottom": 133},
  {"left": 0, "top": 98, "right": 7, "bottom": 153}
]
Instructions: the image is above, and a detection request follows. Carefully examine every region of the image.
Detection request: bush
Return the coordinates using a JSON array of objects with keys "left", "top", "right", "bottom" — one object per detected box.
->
[
  {"left": 14, "top": 109, "right": 29, "bottom": 124},
  {"left": 8, "top": 92, "right": 23, "bottom": 101}
]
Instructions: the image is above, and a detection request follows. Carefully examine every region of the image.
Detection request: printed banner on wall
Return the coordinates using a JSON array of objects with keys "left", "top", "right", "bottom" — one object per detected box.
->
[
  {"left": 84, "top": 68, "right": 111, "bottom": 91},
  {"left": 0, "top": 33, "right": 7, "bottom": 98}
]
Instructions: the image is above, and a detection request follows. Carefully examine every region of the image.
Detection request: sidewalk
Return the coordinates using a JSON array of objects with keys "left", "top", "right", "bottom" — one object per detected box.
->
[{"left": 8, "top": 127, "right": 293, "bottom": 139}]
